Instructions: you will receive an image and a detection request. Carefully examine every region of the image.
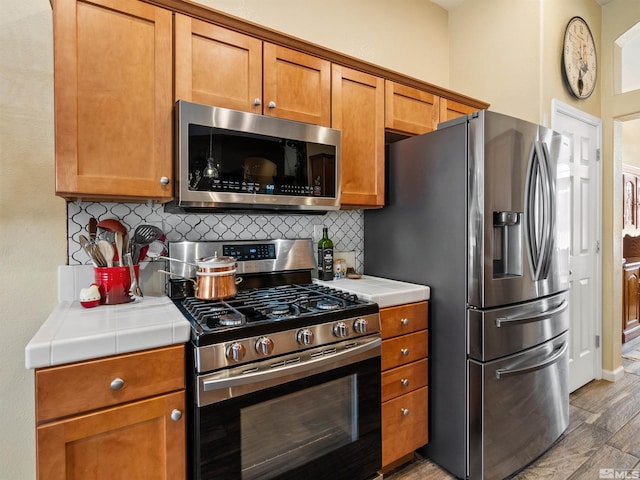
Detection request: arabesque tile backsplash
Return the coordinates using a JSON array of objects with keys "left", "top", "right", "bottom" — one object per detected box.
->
[{"left": 67, "top": 202, "right": 364, "bottom": 272}]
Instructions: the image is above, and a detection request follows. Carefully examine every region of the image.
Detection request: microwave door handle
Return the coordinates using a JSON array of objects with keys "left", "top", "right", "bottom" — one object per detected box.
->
[
  {"left": 201, "top": 337, "right": 381, "bottom": 392},
  {"left": 495, "top": 341, "right": 568, "bottom": 379},
  {"left": 495, "top": 300, "right": 567, "bottom": 327}
]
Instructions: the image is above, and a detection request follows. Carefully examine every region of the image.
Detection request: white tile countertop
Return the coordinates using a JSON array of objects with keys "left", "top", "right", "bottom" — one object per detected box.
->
[
  {"left": 25, "top": 296, "right": 190, "bottom": 369},
  {"left": 314, "top": 275, "right": 430, "bottom": 308}
]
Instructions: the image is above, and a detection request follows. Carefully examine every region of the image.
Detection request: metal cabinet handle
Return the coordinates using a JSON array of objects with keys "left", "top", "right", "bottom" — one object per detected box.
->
[
  {"left": 160, "top": 176, "right": 170, "bottom": 185},
  {"left": 401, "top": 408, "right": 410, "bottom": 416},
  {"left": 401, "top": 378, "right": 410, "bottom": 387},
  {"left": 401, "top": 348, "right": 410, "bottom": 356},
  {"left": 170, "top": 409, "right": 182, "bottom": 421},
  {"left": 400, "top": 318, "right": 409, "bottom": 326},
  {"left": 253, "top": 98, "right": 261, "bottom": 106},
  {"left": 110, "top": 378, "right": 124, "bottom": 390},
  {"left": 268, "top": 101, "right": 276, "bottom": 109},
  {"left": 495, "top": 341, "right": 568, "bottom": 379}
]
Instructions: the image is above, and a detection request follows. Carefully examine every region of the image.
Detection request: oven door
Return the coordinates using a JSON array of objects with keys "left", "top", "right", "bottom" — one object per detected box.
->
[{"left": 190, "top": 337, "right": 381, "bottom": 480}]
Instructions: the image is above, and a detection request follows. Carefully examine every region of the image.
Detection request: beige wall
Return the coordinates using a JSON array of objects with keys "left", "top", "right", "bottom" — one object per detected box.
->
[
  {"left": 194, "top": 0, "right": 451, "bottom": 87},
  {"left": 0, "top": 2, "right": 66, "bottom": 479}
]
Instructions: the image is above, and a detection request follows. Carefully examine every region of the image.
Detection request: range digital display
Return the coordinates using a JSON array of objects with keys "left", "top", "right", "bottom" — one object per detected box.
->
[{"left": 223, "top": 244, "right": 277, "bottom": 261}]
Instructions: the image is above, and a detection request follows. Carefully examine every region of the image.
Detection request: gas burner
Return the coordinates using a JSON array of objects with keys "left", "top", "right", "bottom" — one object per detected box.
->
[
  {"left": 316, "top": 299, "right": 341, "bottom": 311},
  {"left": 218, "top": 313, "right": 246, "bottom": 327},
  {"left": 268, "top": 302, "right": 292, "bottom": 316}
]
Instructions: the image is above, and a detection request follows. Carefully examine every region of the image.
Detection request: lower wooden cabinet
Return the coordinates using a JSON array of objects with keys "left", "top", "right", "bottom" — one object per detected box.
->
[
  {"left": 380, "top": 302, "right": 429, "bottom": 469},
  {"left": 35, "top": 345, "right": 186, "bottom": 480}
]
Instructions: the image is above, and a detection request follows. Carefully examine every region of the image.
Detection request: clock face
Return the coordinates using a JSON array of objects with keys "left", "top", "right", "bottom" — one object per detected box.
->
[{"left": 562, "top": 16, "right": 597, "bottom": 99}]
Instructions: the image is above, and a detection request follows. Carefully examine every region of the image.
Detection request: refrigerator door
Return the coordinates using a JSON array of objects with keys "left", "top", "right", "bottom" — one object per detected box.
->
[
  {"left": 467, "top": 111, "right": 570, "bottom": 308},
  {"left": 468, "top": 332, "right": 569, "bottom": 480},
  {"left": 468, "top": 291, "right": 569, "bottom": 362}
]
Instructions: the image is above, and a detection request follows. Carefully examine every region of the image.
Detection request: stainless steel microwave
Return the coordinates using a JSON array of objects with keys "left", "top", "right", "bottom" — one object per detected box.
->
[{"left": 166, "top": 100, "right": 341, "bottom": 213}]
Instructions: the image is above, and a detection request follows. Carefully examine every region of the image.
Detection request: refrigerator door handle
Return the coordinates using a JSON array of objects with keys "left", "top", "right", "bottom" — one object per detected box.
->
[
  {"left": 525, "top": 140, "right": 554, "bottom": 281},
  {"left": 494, "top": 300, "right": 568, "bottom": 328},
  {"left": 539, "top": 141, "right": 557, "bottom": 280},
  {"left": 494, "top": 341, "right": 568, "bottom": 379}
]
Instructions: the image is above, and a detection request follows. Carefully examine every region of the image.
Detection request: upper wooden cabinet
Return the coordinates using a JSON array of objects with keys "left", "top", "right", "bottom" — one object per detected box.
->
[
  {"left": 439, "top": 98, "right": 478, "bottom": 122},
  {"left": 53, "top": 0, "right": 173, "bottom": 201},
  {"left": 385, "top": 81, "right": 440, "bottom": 135},
  {"left": 332, "top": 66, "right": 385, "bottom": 208},
  {"left": 174, "top": 14, "right": 262, "bottom": 114},
  {"left": 174, "top": 16, "right": 331, "bottom": 126}
]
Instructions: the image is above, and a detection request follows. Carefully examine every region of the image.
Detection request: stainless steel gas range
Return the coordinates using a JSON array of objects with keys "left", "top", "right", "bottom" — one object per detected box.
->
[{"left": 165, "top": 239, "right": 382, "bottom": 480}]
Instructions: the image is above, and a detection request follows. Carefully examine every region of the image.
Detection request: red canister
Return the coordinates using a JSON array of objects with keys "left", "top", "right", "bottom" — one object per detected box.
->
[{"left": 94, "top": 265, "right": 140, "bottom": 305}]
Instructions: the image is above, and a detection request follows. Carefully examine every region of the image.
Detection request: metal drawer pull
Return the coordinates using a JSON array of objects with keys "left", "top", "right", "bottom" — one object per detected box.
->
[
  {"left": 401, "top": 408, "right": 410, "bottom": 416},
  {"left": 495, "top": 300, "right": 567, "bottom": 327},
  {"left": 268, "top": 101, "right": 276, "bottom": 109},
  {"left": 171, "top": 409, "right": 182, "bottom": 422},
  {"left": 253, "top": 98, "right": 261, "bottom": 106},
  {"left": 495, "top": 341, "right": 568, "bottom": 379},
  {"left": 400, "top": 318, "right": 409, "bottom": 326},
  {"left": 401, "top": 378, "right": 410, "bottom": 387},
  {"left": 110, "top": 378, "right": 124, "bottom": 390},
  {"left": 401, "top": 348, "right": 410, "bottom": 356}
]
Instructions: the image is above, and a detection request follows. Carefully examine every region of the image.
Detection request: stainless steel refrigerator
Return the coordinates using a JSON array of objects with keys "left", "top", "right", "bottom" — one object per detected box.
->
[{"left": 364, "top": 110, "right": 571, "bottom": 480}]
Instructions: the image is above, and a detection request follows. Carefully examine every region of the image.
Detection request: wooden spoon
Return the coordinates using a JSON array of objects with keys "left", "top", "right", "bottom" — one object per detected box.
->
[
  {"left": 97, "top": 240, "right": 115, "bottom": 268},
  {"left": 114, "top": 231, "right": 123, "bottom": 267}
]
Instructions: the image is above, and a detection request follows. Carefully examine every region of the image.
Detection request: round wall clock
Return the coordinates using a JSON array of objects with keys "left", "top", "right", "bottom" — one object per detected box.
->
[{"left": 562, "top": 16, "right": 597, "bottom": 99}]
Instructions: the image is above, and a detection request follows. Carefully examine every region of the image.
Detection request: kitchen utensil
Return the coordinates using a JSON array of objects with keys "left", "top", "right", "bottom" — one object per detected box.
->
[
  {"left": 96, "top": 218, "right": 127, "bottom": 234},
  {"left": 79, "top": 234, "right": 106, "bottom": 267},
  {"left": 125, "top": 253, "right": 143, "bottom": 299},
  {"left": 157, "top": 253, "right": 242, "bottom": 300},
  {"left": 114, "top": 231, "right": 123, "bottom": 266},
  {"left": 88, "top": 217, "right": 98, "bottom": 240},
  {"left": 133, "top": 224, "right": 165, "bottom": 262},
  {"left": 97, "top": 240, "right": 115, "bottom": 268},
  {"left": 133, "top": 224, "right": 163, "bottom": 245}
]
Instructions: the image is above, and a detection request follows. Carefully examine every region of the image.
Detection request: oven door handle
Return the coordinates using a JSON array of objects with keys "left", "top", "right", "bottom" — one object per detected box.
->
[{"left": 201, "top": 337, "right": 381, "bottom": 393}]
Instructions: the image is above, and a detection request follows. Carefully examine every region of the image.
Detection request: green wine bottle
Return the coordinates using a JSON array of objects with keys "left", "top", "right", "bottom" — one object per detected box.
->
[{"left": 317, "top": 227, "right": 334, "bottom": 281}]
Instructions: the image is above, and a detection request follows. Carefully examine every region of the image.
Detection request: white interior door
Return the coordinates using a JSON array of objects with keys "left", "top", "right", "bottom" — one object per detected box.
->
[{"left": 552, "top": 100, "right": 602, "bottom": 393}]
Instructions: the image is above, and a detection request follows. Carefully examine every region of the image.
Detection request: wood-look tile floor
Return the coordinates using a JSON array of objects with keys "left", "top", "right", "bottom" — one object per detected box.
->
[{"left": 385, "top": 354, "right": 640, "bottom": 480}]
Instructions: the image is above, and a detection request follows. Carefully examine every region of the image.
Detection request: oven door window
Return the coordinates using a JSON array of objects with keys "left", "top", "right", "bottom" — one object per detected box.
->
[
  {"left": 241, "top": 375, "right": 357, "bottom": 480},
  {"left": 192, "top": 357, "right": 380, "bottom": 480}
]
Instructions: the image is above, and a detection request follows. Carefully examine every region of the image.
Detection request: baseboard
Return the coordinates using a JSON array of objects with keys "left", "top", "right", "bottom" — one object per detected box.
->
[{"left": 602, "top": 366, "right": 625, "bottom": 382}]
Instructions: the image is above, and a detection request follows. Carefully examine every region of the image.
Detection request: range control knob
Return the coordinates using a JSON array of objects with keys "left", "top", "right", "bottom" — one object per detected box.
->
[
  {"left": 333, "top": 321, "right": 349, "bottom": 338},
  {"left": 296, "top": 328, "right": 314, "bottom": 346},
  {"left": 353, "top": 318, "right": 368, "bottom": 334},
  {"left": 255, "top": 336, "right": 275, "bottom": 356},
  {"left": 226, "top": 342, "right": 246, "bottom": 362}
]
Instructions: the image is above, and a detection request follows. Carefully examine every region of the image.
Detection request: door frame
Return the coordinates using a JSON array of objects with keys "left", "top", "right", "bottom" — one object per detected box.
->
[{"left": 551, "top": 98, "right": 603, "bottom": 387}]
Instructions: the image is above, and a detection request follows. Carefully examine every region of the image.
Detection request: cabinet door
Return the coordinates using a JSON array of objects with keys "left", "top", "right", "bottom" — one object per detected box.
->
[
  {"left": 37, "top": 391, "right": 185, "bottom": 480},
  {"left": 54, "top": 0, "right": 173, "bottom": 201},
  {"left": 623, "top": 266, "right": 640, "bottom": 343},
  {"left": 263, "top": 43, "right": 331, "bottom": 126},
  {"left": 439, "top": 98, "right": 477, "bottom": 122},
  {"left": 385, "top": 81, "right": 439, "bottom": 135},
  {"left": 332, "top": 65, "right": 385, "bottom": 207},
  {"left": 174, "top": 14, "right": 262, "bottom": 113},
  {"left": 381, "top": 386, "right": 429, "bottom": 468},
  {"left": 623, "top": 173, "right": 638, "bottom": 231}
]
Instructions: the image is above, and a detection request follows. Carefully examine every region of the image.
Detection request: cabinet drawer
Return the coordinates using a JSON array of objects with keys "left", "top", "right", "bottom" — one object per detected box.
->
[
  {"left": 382, "top": 330, "right": 428, "bottom": 371},
  {"left": 36, "top": 345, "right": 185, "bottom": 423},
  {"left": 382, "top": 386, "right": 429, "bottom": 467},
  {"left": 382, "top": 359, "right": 428, "bottom": 402},
  {"left": 381, "top": 302, "right": 428, "bottom": 339}
]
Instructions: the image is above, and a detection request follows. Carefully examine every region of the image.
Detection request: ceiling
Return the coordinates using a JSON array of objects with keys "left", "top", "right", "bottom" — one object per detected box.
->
[{"left": 431, "top": 0, "right": 613, "bottom": 11}]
